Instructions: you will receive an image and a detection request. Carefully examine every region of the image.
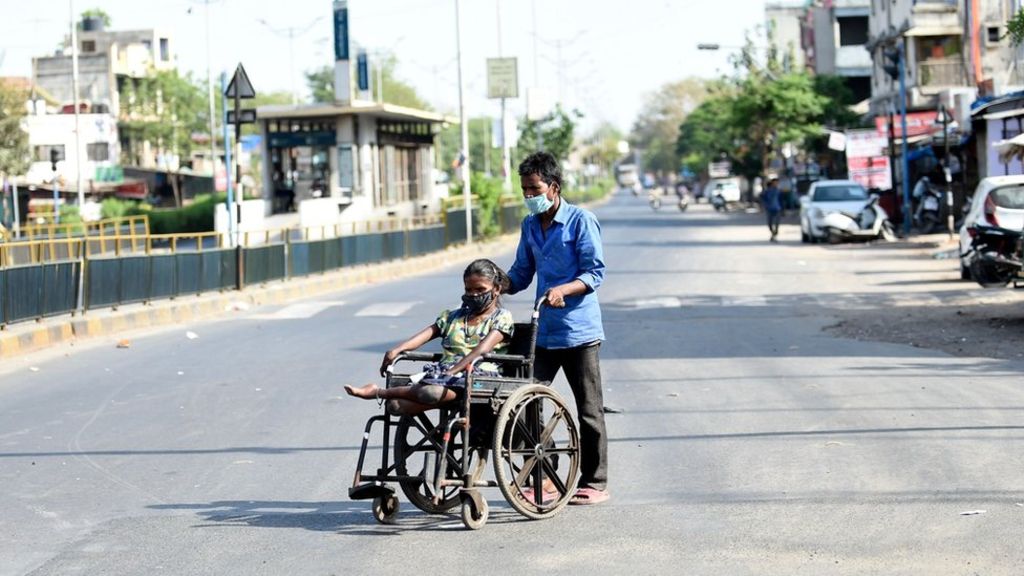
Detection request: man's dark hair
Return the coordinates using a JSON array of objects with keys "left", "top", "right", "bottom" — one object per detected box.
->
[{"left": 518, "top": 151, "right": 562, "bottom": 191}]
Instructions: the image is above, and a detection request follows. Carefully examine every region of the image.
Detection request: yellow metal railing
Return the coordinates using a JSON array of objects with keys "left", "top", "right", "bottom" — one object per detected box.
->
[
  {"left": 1, "top": 213, "right": 453, "bottom": 267},
  {"left": 18, "top": 215, "right": 150, "bottom": 242},
  {"left": 0, "top": 237, "right": 85, "bottom": 267}
]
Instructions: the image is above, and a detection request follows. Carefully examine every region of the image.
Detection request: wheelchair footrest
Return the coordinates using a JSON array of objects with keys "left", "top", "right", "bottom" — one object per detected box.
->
[{"left": 348, "top": 483, "right": 395, "bottom": 501}]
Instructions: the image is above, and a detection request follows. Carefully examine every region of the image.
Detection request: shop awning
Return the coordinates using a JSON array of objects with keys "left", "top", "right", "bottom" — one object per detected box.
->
[{"left": 905, "top": 25, "right": 962, "bottom": 37}]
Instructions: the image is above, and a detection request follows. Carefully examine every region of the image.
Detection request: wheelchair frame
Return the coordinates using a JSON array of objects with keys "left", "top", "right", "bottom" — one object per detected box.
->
[{"left": 348, "top": 297, "right": 581, "bottom": 529}]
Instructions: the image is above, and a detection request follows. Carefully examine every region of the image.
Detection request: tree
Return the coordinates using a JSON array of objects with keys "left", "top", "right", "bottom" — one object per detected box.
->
[
  {"left": 1008, "top": 9, "right": 1024, "bottom": 46},
  {"left": 676, "top": 83, "right": 740, "bottom": 175},
  {"left": 516, "top": 105, "right": 582, "bottom": 164},
  {"left": 0, "top": 81, "right": 30, "bottom": 176},
  {"left": 80, "top": 8, "right": 112, "bottom": 28},
  {"left": 119, "top": 69, "right": 207, "bottom": 205},
  {"left": 305, "top": 55, "right": 430, "bottom": 109},
  {"left": 629, "top": 78, "right": 707, "bottom": 175},
  {"left": 580, "top": 122, "right": 626, "bottom": 173}
]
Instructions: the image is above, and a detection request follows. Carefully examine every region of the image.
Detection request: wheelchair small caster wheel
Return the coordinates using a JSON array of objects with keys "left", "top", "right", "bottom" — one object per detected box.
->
[
  {"left": 372, "top": 495, "right": 399, "bottom": 524},
  {"left": 461, "top": 498, "right": 488, "bottom": 530}
]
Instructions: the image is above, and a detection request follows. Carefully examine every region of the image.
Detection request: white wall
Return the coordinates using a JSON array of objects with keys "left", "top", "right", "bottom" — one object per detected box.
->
[{"left": 24, "top": 113, "right": 118, "bottom": 185}]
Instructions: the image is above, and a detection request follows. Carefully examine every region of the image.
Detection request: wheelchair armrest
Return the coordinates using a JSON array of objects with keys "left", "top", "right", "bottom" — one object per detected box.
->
[
  {"left": 395, "top": 351, "right": 442, "bottom": 363},
  {"left": 480, "top": 353, "right": 530, "bottom": 365}
]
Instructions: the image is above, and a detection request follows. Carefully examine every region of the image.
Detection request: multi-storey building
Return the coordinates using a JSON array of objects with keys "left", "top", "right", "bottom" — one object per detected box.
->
[
  {"left": 804, "top": 0, "right": 874, "bottom": 102},
  {"left": 868, "top": 0, "right": 1023, "bottom": 116}
]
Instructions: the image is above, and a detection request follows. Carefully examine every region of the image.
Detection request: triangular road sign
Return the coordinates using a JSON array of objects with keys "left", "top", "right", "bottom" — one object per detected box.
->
[{"left": 225, "top": 63, "right": 256, "bottom": 99}]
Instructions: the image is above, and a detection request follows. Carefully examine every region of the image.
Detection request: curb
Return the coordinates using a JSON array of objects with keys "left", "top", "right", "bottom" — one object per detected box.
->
[{"left": 0, "top": 236, "right": 517, "bottom": 360}]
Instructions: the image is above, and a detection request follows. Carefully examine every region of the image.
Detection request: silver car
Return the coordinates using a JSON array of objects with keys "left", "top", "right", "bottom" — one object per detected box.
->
[{"left": 799, "top": 180, "right": 870, "bottom": 243}]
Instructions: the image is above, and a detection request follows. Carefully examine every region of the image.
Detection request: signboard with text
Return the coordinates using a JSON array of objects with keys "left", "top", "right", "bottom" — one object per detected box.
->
[
  {"left": 874, "top": 110, "right": 944, "bottom": 139},
  {"left": 848, "top": 156, "right": 892, "bottom": 190},
  {"left": 487, "top": 58, "right": 519, "bottom": 99}
]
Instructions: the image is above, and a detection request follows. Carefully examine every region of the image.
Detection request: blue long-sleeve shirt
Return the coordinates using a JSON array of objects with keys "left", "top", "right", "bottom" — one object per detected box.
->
[
  {"left": 761, "top": 186, "right": 783, "bottom": 213},
  {"left": 506, "top": 200, "right": 605, "bottom": 349}
]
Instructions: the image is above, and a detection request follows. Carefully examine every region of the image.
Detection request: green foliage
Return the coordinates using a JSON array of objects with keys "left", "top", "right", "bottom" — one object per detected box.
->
[
  {"left": 562, "top": 178, "right": 615, "bottom": 204},
  {"left": 580, "top": 123, "right": 626, "bottom": 172},
  {"left": 80, "top": 8, "right": 112, "bottom": 27},
  {"left": 119, "top": 70, "right": 207, "bottom": 164},
  {"left": 517, "top": 105, "right": 582, "bottom": 164},
  {"left": 1008, "top": 9, "right": 1024, "bottom": 46},
  {"left": 147, "top": 193, "right": 222, "bottom": 234},
  {"left": 436, "top": 118, "right": 504, "bottom": 179},
  {"left": 451, "top": 172, "right": 506, "bottom": 238},
  {"left": 306, "top": 56, "right": 430, "bottom": 109},
  {"left": 100, "top": 197, "right": 151, "bottom": 220},
  {"left": 0, "top": 81, "right": 30, "bottom": 176},
  {"left": 629, "top": 78, "right": 707, "bottom": 174}
]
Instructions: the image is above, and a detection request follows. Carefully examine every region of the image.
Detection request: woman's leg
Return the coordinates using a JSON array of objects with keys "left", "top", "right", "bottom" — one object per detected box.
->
[{"left": 345, "top": 383, "right": 458, "bottom": 406}]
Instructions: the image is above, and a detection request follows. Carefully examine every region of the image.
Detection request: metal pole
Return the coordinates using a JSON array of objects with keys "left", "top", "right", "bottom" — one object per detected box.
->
[
  {"left": 12, "top": 181, "right": 21, "bottom": 238},
  {"left": 377, "top": 58, "right": 384, "bottom": 103},
  {"left": 204, "top": 0, "right": 217, "bottom": 178},
  {"left": 70, "top": 0, "right": 84, "bottom": 209},
  {"left": 221, "top": 72, "right": 235, "bottom": 247},
  {"left": 899, "top": 40, "right": 911, "bottom": 236},
  {"left": 53, "top": 169, "right": 60, "bottom": 224},
  {"left": 289, "top": 28, "right": 297, "bottom": 106},
  {"left": 497, "top": 0, "right": 512, "bottom": 192},
  {"left": 942, "top": 104, "right": 954, "bottom": 238},
  {"left": 455, "top": 0, "right": 472, "bottom": 244}
]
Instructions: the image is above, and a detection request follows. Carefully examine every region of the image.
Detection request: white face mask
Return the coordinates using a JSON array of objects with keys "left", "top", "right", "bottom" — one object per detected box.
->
[{"left": 524, "top": 192, "right": 554, "bottom": 215}]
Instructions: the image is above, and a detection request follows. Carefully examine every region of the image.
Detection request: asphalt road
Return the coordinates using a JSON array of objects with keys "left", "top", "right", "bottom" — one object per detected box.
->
[{"left": 2, "top": 191, "right": 1023, "bottom": 575}]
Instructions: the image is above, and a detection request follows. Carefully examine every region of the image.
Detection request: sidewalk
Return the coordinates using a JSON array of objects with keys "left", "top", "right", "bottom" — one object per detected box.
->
[{"left": 0, "top": 235, "right": 518, "bottom": 360}]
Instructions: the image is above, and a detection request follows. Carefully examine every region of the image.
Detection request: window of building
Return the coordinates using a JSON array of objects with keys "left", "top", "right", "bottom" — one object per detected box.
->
[
  {"left": 987, "top": 26, "right": 1002, "bottom": 44},
  {"left": 87, "top": 143, "right": 110, "bottom": 162},
  {"left": 159, "top": 38, "right": 170, "bottom": 62},
  {"left": 838, "top": 16, "right": 869, "bottom": 46},
  {"left": 35, "top": 145, "right": 65, "bottom": 163},
  {"left": 81, "top": 40, "right": 96, "bottom": 53}
]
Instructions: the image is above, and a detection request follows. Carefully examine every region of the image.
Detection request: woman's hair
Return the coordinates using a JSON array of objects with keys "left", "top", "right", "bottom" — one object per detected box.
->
[
  {"left": 518, "top": 151, "right": 562, "bottom": 191},
  {"left": 464, "top": 258, "right": 510, "bottom": 293}
]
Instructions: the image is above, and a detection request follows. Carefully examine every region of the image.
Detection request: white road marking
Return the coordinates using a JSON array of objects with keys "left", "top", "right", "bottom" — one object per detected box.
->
[
  {"left": 249, "top": 301, "right": 346, "bottom": 320},
  {"left": 633, "top": 296, "right": 682, "bottom": 309},
  {"left": 355, "top": 301, "right": 420, "bottom": 317},
  {"left": 722, "top": 295, "right": 768, "bottom": 307}
]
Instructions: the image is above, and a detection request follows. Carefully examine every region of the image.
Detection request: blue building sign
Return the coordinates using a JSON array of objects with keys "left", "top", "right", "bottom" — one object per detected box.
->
[
  {"left": 333, "top": 1, "right": 349, "bottom": 61},
  {"left": 357, "top": 52, "right": 369, "bottom": 91}
]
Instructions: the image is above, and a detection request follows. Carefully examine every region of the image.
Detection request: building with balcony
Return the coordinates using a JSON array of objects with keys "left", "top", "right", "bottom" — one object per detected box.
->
[
  {"left": 803, "top": 0, "right": 873, "bottom": 102},
  {"left": 868, "top": 0, "right": 1024, "bottom": 116},
  {"left": 32, "top": 17, "right": 176, "bottom": 168}
]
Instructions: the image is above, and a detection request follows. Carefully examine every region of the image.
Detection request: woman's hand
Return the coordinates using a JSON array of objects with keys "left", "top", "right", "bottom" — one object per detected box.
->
[{"left": 379, "top": 349, "right": 400, "bottom": 377}]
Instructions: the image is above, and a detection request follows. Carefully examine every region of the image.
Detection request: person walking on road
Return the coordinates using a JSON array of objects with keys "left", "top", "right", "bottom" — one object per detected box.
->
[
  {"left": 505, "top": 151, "right": 610, "bottom": 506},
  {"left": 761, "top": 177, "right": 784, "bottom": 242}
]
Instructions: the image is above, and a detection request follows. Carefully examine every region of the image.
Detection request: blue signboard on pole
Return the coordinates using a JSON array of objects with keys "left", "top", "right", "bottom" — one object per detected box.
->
[
  {"left": 333, "top": 1, "right": 349, "bottom": 61},
  {"left": 357, "top": 51, "right": 369, "bottom": 91}
]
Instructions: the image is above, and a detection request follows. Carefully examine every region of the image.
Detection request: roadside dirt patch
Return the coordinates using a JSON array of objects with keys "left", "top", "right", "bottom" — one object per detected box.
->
[{"left": 826, "top": 299, "right": 1024, "bottom": 360}]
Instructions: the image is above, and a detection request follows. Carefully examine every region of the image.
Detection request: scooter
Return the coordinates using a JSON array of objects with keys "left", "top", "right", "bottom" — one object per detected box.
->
[
  {"left": 962, "top": 225, "right": 1023, "bottom": 287},
  {"left": 821, "top": 195, "right": 896, "bottom": 243},
  {"left": 913, "top": 183, "right": 943, "bottom": 233},
  {"left": 649, "top": 187, "right": 691, "bottom": 212}
]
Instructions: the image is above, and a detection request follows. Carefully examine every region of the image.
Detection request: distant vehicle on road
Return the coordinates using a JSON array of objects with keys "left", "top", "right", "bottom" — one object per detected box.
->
[
  {"left": 615, "top": 164, "right": 640, "bottom": 195},
  {"left": 800, "top": 180, "right": 893, "bottom": 243},
  {"left": 958, "top": 175, "right": 1024, "bottom": 286},
  {"left": 707, "top": 177, "right": 743, "bottom": 211}
]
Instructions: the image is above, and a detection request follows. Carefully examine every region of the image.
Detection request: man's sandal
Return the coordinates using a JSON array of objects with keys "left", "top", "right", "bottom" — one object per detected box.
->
[{"left": 569, "top": 487, "right": 610, "bottom": 506}]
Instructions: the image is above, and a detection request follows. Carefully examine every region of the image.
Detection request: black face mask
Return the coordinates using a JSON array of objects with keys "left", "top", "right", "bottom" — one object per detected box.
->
[{"left": 462, "top": 291, "right": 494, "bottom": 314}]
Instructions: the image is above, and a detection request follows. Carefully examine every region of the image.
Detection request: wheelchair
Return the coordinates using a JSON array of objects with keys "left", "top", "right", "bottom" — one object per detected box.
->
[{"left": 348, "top": 297, "right": 581, "bottom": 530}]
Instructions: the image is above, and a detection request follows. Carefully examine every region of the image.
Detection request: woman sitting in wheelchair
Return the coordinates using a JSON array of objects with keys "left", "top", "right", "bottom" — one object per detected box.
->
[{"left": 345, "top": 258, "right": 514, "bottom": 415}]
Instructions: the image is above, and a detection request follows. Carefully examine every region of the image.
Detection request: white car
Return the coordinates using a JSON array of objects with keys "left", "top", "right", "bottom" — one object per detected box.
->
[
  {"left": 800, "top": 180, "right": 871, "bottom": 243},
  {"left": 958, "top": 175, "right": 1024, "bottom": 284},
  {"left": 706, "top": 177, "right": 743, "bottom": 210}
]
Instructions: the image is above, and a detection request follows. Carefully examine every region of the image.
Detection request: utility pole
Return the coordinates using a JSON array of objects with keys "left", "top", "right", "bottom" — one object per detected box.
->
[
  {"left": 203, "top": 0, "right": 217, "bottom": 178},
  {"left": 455, "top": 0, "right": 472, "bottom": 244},
  {"left": 898, "top": 39, "right": 911, "bottom": 236},
  {"left": 258, "top": 17, "right": 323, "bottom": 106},
  {"left": 939, "top": 103, "right": 954, "bottom": 238},
  {"left": 69, "top": 0, "right": 84, "bottom": 209},
  {"left": 497, "top": 0, "right": 512, "bottom": 192}
]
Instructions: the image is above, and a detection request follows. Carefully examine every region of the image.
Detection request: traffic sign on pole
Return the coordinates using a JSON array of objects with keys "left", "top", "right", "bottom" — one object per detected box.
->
[{"left": 224, "top": 64, "right": 256, "bottom": 99}]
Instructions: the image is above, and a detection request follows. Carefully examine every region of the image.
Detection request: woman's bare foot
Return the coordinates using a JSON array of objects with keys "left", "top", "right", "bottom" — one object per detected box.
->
[{"left": 344, "top": 383, "right": 379, "bottom": 399}]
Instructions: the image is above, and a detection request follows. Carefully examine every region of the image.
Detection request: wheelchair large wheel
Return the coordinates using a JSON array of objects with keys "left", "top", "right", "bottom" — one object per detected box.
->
[
  {"left": 394, "top": 413, "right": 467, "bottom": 514},
  {"left": 493, "top": 384, "right": 580, "bottom": 520}
]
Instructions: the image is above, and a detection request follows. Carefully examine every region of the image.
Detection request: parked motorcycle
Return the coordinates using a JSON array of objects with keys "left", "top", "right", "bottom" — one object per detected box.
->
[
  {"left": 913, "top": 182, "right": 943, "bottom": 233},
  {"left": 821, "top": 195, "right": 896, "bottom": 243},
  {"left": 961, "top": 225, "right": 1023, "bottom": 287}
]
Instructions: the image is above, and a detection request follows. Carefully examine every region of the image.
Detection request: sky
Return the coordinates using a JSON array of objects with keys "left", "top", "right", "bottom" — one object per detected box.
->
[{"left": 0, "top": 0, "right": 768, "bottom": 132}]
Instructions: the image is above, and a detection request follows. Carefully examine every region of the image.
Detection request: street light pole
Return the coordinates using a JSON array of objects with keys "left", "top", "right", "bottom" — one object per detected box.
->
[
  {"left": 203, "top": 0, "right": 217, "bottom": 177},
  {"left": 497, "top": 0, "right": 512, "bottom": 192},
  {"left": 455, "top": 0, "right": 472, "bottom": 244},
  {"left": 898, "top": 39, "right": 911, "bottom": 237},
  {"left": 69, "top": 0, "right": 84, "bottom": 209},
  {"left": 257, "top": 17, "right": 323, "bottom": 106}
]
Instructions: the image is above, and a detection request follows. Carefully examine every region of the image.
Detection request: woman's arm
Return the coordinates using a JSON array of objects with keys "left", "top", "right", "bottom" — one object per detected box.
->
[
  {"left": 446, "top": 329, "right": 508, "bottom": 375},
  {"left": 380, "top": 324, "right": 440, "bottom": 376}
]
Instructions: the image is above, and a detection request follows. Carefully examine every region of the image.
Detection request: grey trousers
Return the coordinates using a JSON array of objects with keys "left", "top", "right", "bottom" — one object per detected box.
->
[{"left": 534, "top": 342, "right": 608, "bottom": 491}]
